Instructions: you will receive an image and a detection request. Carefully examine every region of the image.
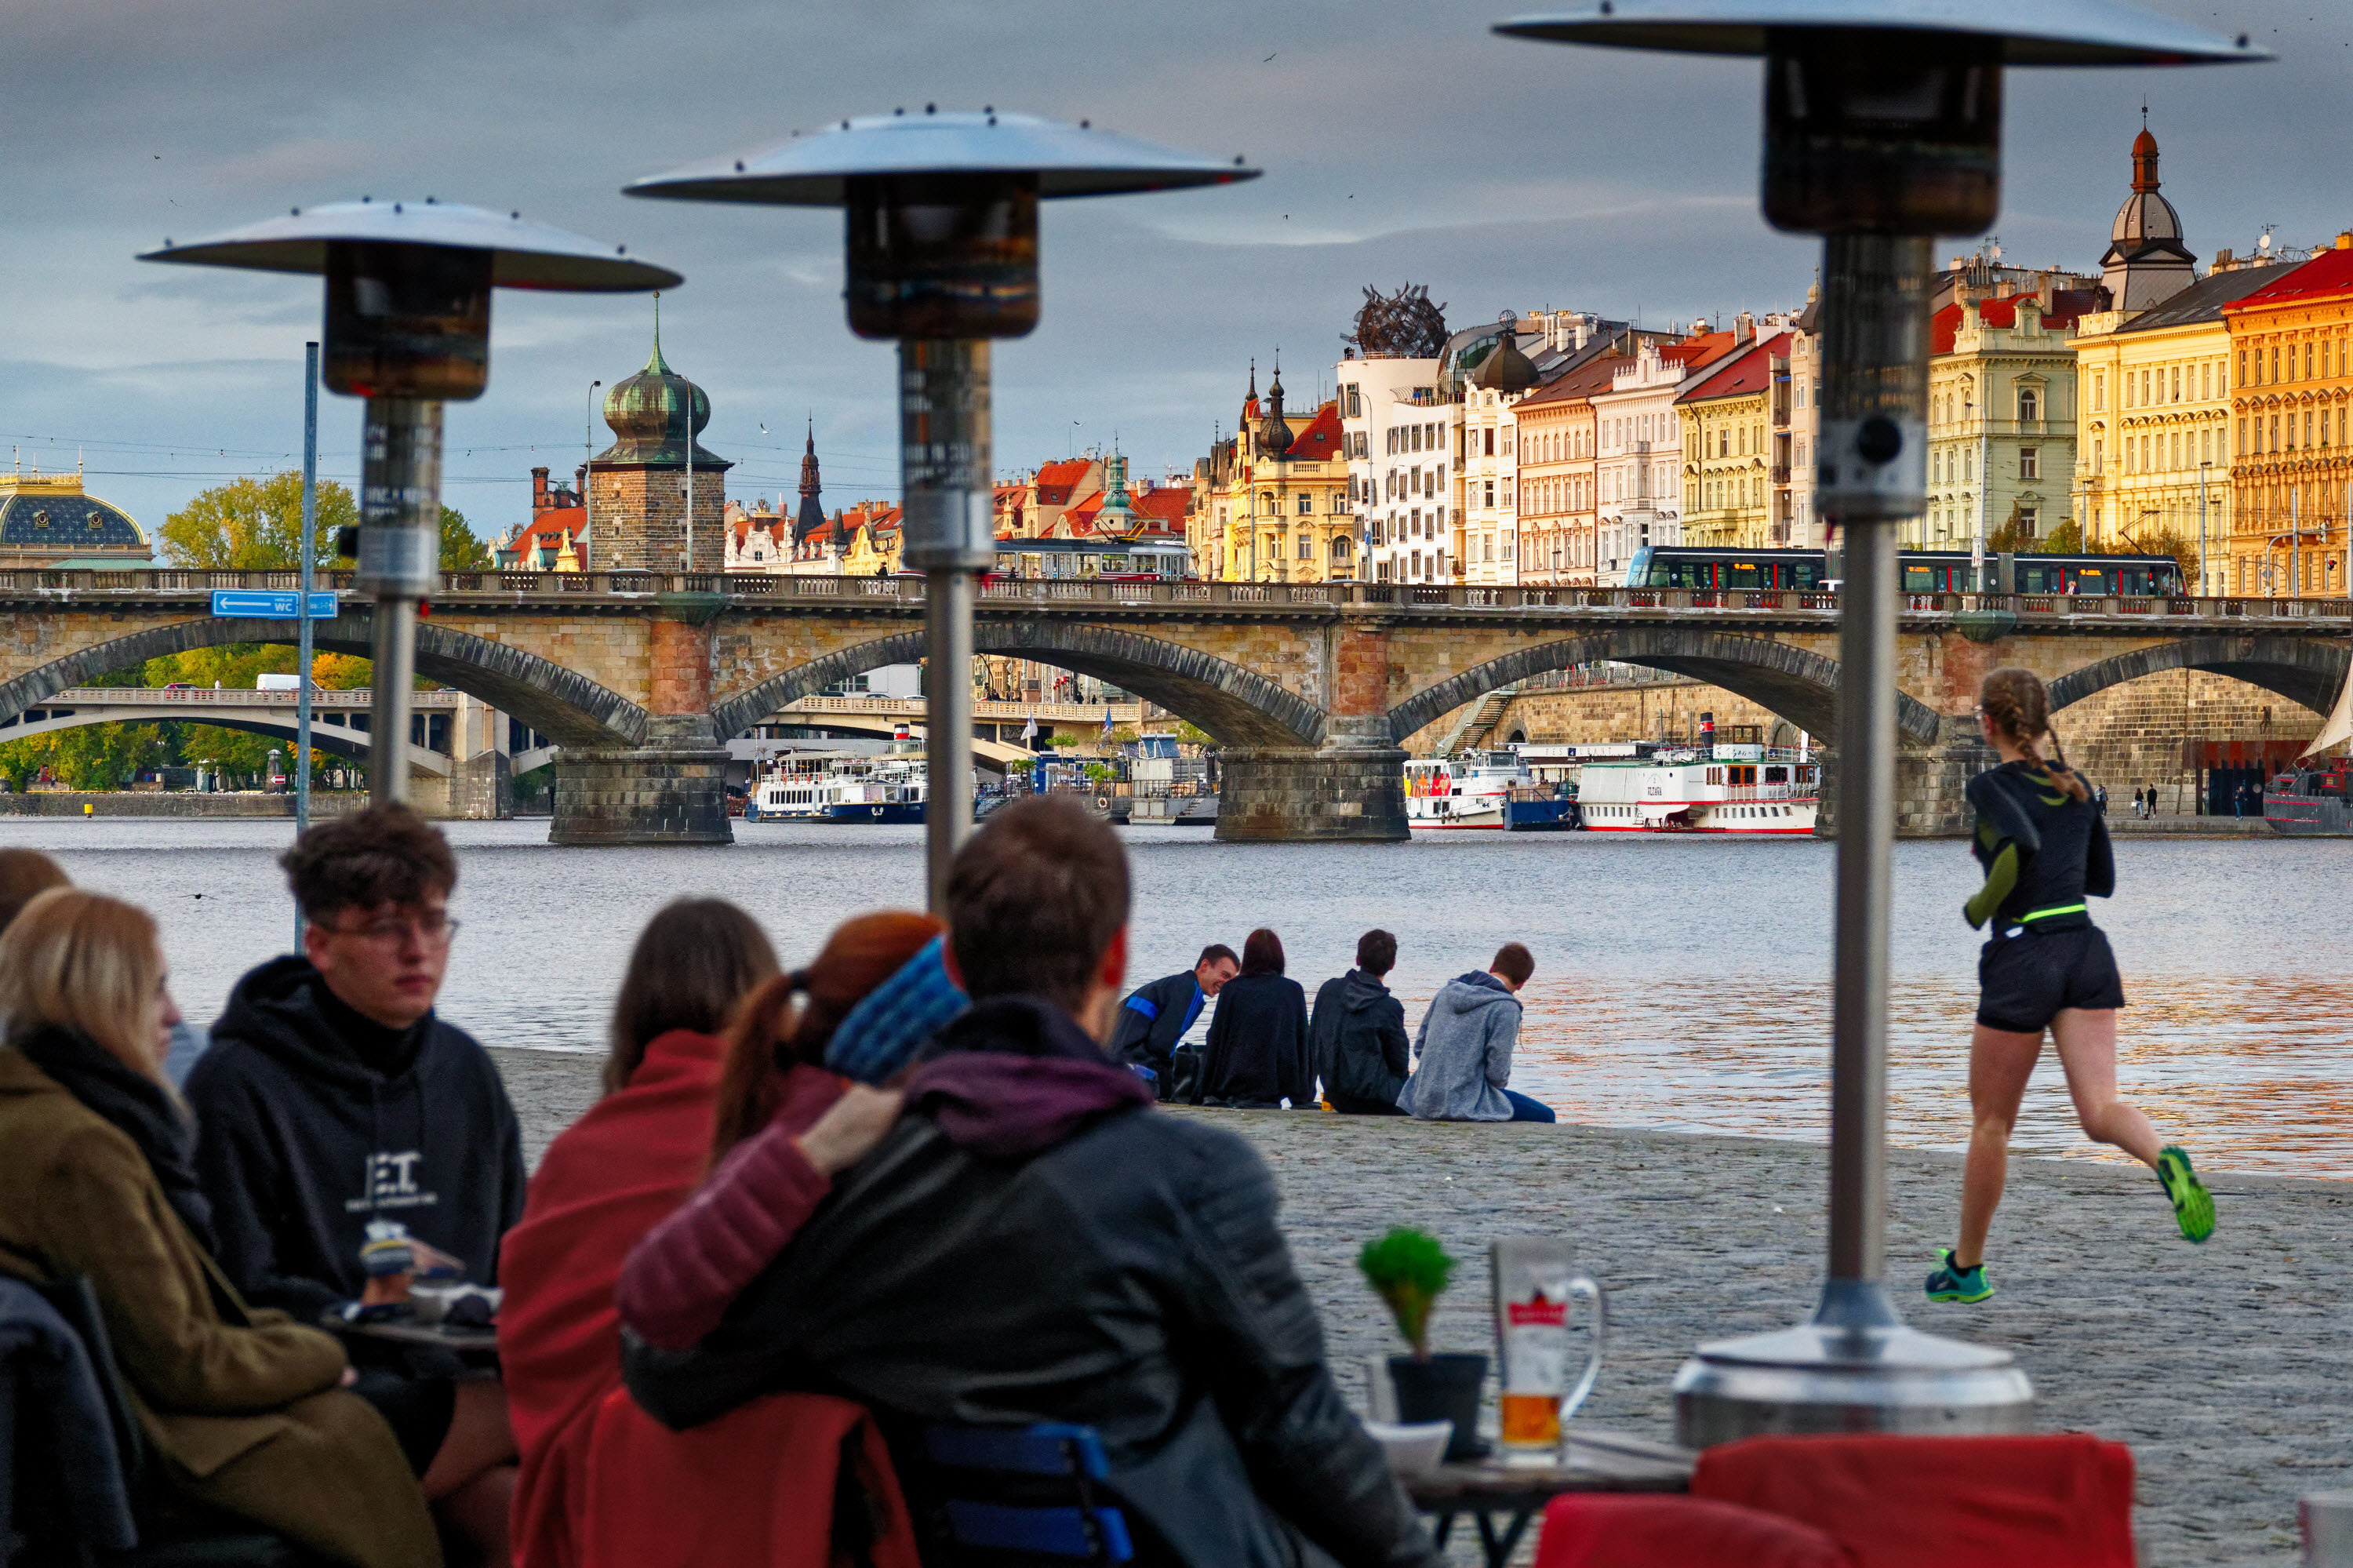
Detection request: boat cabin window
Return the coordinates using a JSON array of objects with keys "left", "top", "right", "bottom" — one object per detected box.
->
[{"left": 1765, "top": 766, "right": 1787, "bottom": 783}]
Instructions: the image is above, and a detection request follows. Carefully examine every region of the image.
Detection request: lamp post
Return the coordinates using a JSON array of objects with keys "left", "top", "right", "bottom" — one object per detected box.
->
[
  {"left": 142, "top": 203, "right": 678, "bottom": 808},
  {"left": 626, "top": 111, "right": 1257, "bottom": 910},
  {"left": 1496, "top": 0, "right": 2262, "bottom": 1443}
]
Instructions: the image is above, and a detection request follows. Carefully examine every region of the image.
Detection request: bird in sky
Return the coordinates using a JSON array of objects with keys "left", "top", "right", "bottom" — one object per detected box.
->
[{"left": 1263, "top": 51, "right": 1276, "bottom": 60}]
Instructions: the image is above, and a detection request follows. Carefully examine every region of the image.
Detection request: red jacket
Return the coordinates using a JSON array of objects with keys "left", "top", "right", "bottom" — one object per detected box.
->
[{"left": 500, "top": 1030, "right": 726, "bottom": 1568}]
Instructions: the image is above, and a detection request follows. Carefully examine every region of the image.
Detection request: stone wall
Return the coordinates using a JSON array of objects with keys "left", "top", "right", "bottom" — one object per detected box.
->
[
  {"left": 591, "top": 466, "right": 728, "bottom": 573},
  {"left": 2053, "top": 666, "right": 2323, "bottom": 809},
  {"left": 0, "top": 791, "right": 370, "bottom": 818},
  {"left": 1401, "top": 678, "right": 1793, "bottom": 756}
]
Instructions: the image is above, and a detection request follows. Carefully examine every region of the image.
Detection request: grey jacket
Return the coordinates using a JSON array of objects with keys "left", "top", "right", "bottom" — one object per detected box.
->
[{"left": 1396, "top": 973, "right": 1520, "bottom": 1122}]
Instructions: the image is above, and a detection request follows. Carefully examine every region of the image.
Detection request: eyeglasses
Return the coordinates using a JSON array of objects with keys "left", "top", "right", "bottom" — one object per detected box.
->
[{"left": 324, "top": 914, "right": 460, "bottom": 948}]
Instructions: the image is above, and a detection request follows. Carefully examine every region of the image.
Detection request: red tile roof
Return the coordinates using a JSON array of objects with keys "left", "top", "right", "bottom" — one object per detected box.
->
[
  {"left": 1031, "top": 459, "right": 1093, "bottom": 505},
  {"left": 2224, "top": 246, "right": 2353, "bottom": 312},
  {"left": 1679, "top": 333, "right": 1790, "bottom": 403},
  {"left": 1285, "top": 401, "right": 1344, "bottom": 461},
  {"left": 1931, "top": 292, "right": 2098, "bottom": 355},
  {"left": 1130, "top": 489, "right": 1189, "bottom": 527}
]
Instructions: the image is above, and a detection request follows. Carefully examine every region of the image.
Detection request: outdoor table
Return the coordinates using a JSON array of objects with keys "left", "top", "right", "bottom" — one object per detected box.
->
[
  {"left": 1404, "top": 1430, "right": 1695, "bottom": 1568},
  {"left": 319, "top": 1312, "right": 500, "bottom": 1367}
]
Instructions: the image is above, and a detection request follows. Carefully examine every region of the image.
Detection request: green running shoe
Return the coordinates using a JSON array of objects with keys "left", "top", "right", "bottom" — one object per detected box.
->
[
  {"left": 1925, "top": 1248, "right": 1994, "bottom": 1304},
  {"left": 2157, "top": 1145, "right": 2216, "bottom": 1243}
]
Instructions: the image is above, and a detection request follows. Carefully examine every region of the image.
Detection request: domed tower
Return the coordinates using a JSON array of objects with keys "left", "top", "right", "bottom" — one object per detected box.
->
[
  {"left": 791, "top": 420, "right": 827, "bottom": 548},
  {"left": 1472, "top": 311, "right": 1540, "bottom": 395},
  {"left": 587, "top": 307, "right": 733, "bottom": 571},
  {"left": 1257, "top": 358, "right": 1295, "bottom": 460},
  {"left": 2100, "top": 118, "right": 2195, "bottom": 314}
]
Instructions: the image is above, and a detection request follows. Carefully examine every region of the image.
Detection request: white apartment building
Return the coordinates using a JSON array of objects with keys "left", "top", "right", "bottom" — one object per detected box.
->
[
  {"left": 1337, "top": 355, "right": 1453, "bottom": 584},
  {"left": 1786, "top": 322, "right": 1824, "bottom": 548},
  {"left": 1591, "top": 340, "right": 1700, "bottom": 583}
]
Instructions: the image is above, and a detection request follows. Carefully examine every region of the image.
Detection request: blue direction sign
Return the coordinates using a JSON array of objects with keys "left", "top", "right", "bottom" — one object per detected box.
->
[{"left": 209, "top": 590, "right": 340, "bottom": 620}]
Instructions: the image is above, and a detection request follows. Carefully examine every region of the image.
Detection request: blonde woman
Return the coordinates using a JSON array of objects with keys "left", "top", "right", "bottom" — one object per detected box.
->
[
  {"left": 0, "top": 890, "right": 437, "bottom": 1568},
  {"left": 1928, "top": 668, "right": 2214, "bottom": 1308}
]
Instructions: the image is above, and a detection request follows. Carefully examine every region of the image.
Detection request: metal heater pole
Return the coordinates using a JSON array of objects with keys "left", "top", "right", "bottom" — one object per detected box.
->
[
  {"left": 360, "top": 397, "right": 442, "bottom": 809},
  {"left": 2198, "top": 466, "right": 2209, "bottom": 598},
  {"left": 899, "top": 339, "right": 991, "bottom": 912},
  {"left": 296, "top": 343, "right": 318, "bottom": 840}
]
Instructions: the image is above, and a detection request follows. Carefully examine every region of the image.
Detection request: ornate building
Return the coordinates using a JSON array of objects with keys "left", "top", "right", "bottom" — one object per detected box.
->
[
  {"left": 1204, "top": 362, "right": 1353, "bottom": 582},
  {"left": 2221, "top": 237, "right": 2353, "bottom": 598},
  {"left": 2100, "top": 121, "right": 2197, "bottom": 315},
  {"left": 1924, "top": 283, "right": 2093, "bottom": 554},
  {"left": 587, "top": 319, "right": 731, "bottom": 572},
  {"left": 495, "top": 467, "right": 587, "bottom": 570},
  {"left": 1678, "top": 319, "right": 1788, "bottom": 550},
  {"left": 0, "top": 466, "right": 148, "bottom": 569}
]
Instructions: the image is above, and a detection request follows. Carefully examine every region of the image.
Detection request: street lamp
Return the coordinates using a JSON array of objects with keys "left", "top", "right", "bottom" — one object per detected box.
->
[
  {"left": 141, "top": 202, "right": 678, "bottom": 808},
  {"left": 625, "top": 111, "right": 1257, "bottom": 910},
  {"left": 1496, "top": 0, "right": 2262, "bottom": 1444}
]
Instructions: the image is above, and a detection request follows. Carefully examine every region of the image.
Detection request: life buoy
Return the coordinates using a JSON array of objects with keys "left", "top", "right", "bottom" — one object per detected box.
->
[
  {"left": 1095, "top": 795, "right": 1110, "bottom": 809},
  {"left": 871, "top": 806, "right": 885, "bottom": 818}
]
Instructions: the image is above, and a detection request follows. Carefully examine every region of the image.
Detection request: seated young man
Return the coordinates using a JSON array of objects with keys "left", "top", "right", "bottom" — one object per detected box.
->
[
  {"left": 187, "top": 804, "right": 524, "bottom": 1566},
  {"left": 624, "top": 796, "right": 1438, "bottom": 1568},
  {"left": 1109, "top": 940, "right": 1238, "bottom": 1099}
]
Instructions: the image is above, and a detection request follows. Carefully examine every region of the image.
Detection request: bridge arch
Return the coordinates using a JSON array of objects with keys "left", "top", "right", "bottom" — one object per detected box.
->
[
  {"left": 1386, "top": 628, "right": 1944, "bottom": 748},
  {"left": 711, "top": 621, "right": 1326, "bottom": 748},
  {"left": 0, "top": 705, "right": 452, "bottom": 777},
  {"left": 2047, "top": 635, "right": 2351, "bottom": 719},
  {"left": 0, "top": 612, "right": 647, "bottom": 749}
]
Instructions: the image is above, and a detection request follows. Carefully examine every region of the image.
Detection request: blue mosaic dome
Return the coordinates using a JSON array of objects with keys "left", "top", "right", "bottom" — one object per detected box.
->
[{"left": 0, "top": 488, "right": 147, "bottom": 551}]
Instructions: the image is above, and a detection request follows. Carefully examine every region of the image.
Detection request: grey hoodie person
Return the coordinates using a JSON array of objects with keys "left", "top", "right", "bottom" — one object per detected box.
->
[{"left": 1396, "top": 971, "right": 1521, "bottom": 1122}]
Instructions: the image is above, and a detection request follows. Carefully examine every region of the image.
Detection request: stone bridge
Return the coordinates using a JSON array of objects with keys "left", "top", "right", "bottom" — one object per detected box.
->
[{"left": 2, "top": 566, "right": 2344, "bottom": 842}]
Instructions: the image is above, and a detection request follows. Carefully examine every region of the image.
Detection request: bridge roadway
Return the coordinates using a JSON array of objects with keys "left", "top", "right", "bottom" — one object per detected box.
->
[{"left": 2, "top": 567, "right": 2345, "bottom": 842}]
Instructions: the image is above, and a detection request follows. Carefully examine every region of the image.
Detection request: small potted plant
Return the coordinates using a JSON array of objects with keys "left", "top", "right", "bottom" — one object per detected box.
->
[{"left": 1358, "top": 1228, "right": 1487, "bottom": 1461}]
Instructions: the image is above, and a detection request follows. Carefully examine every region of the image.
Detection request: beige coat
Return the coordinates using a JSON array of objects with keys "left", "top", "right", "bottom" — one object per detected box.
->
[{"left": 0, "top": 1050, "right": 439, "bottom": 1568}]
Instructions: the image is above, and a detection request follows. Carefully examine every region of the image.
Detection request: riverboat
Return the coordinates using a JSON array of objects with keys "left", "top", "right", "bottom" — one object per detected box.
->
[
  {"left": 2264, "top": 758, "right": 2352, "bottom": 836},
  {"left": 744, "top": 755, "right": 959, "bottom": 824},
  {"left": 1575, "top": 729, "right": 1820, "bottom": 835},
  {"left": 1405, "top": 751, "right": 1533, "bottom": 829}
]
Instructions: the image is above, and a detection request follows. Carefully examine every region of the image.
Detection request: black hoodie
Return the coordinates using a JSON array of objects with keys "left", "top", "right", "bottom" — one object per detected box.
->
[
  {"left": 1309, "top": 970, "right": 1410, "bottom": 1110},
  {"left": 184, "top": 955, "right": 526, "bottom": 1322}
]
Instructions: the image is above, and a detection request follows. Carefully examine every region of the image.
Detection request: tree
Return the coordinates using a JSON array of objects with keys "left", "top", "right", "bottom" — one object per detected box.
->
[
  {"left": 441, "top": 506, "right": 492, "bottom": 571},
  {"left": 0, "top": 723, "right": 168, "bottom": 791},
  {"left": 161, "top": 473, "right": 355, "bottom": 570},
  {"left": 2122, "top": 526, "right": 2199, "bottom": 580}
]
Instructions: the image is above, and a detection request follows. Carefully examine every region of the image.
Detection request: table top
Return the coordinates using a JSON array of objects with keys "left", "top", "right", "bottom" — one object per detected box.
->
[
  {"left": 1405, "top": 1430, "right": 1695, "bottom": 1505},
  {"left": 319, "top": 1313, "right": 499, "bottom": 1355}
]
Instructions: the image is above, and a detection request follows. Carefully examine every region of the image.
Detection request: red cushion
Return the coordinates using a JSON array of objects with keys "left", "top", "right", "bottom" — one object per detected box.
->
[
  {"left": 1691, "top": 1433, "right": 2136, "bottom": 1568},
  {"left": 1534, "top": 1494, "right": 1857, "bottom": 1568}
]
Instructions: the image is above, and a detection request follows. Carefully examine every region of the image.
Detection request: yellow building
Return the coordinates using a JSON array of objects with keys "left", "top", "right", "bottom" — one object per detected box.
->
[
  {"left": 837, "top": 503, "right": 904, "bottom": 575},
  {"left": 2075, "top": 271, "right": 2266, "bottom": 591},
  {"left": 1202, "top": 365, "right": 1355, "bottom": 582},
  {"left": 2222, "top": 238, "right": 2353, "bottom": 598},
  {"left": 1678, "top": 329, "right": 1785, "bottom": 549}
]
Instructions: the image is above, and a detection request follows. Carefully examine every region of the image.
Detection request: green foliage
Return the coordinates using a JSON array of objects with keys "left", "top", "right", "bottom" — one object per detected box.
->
[
  {"left": 1107, "top": 727, "right": 1142, "bottom": 747},
  {"left": 2125, "top": 526, "right": 2199, "bottom": 579},
  {"left": 1170, "top": 722, "right": 1213, "bottom": 748},
  {"left": 2038, "top": 518, "right": 2084, "bottom": 555},
  {"left": 1358, "top": 1228, "right": 1457, "bottom": 1359},
  {"left": 160, "top": 473, "right": 355, "bottom": 569},
  {"left": 440, "top": 506, "right": 491, "bottom": 571},
  {"left": 0, "top": 724, "right": 168, "bottom": 791},
  {"left": 1082, "top": 762, "right": 1116, "bottom": 784}
]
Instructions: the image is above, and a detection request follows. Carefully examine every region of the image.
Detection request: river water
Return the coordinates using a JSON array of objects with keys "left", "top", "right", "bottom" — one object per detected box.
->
[{"left": 17, "top": 817, "right": 2350, "bottom": 1179}]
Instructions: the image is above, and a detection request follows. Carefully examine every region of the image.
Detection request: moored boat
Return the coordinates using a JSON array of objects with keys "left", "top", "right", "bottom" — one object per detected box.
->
[
  {"left": 1574, "top": 722, "right": 1819, "bottom": 835},
  {"left": 2264, "top": 758, "right": 2352, "bottom": 836},
  {"left": 1406, "top": 751, "right": 1533, "bottom": 829}
]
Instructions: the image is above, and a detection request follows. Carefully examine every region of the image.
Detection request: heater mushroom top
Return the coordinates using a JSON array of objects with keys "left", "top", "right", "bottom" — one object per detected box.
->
[
  {"left": 1493, "top": 0, "right": 2265, "bottom": 65},
  {"left": 139, "top": 198, "right": 680, "bottom": 292},
  {"left": 624, "top": 109, "right": 1259, "bottom": 208}
]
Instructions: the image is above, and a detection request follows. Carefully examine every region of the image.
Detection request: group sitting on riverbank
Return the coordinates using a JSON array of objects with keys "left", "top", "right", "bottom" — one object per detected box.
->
[{"left": 0, "top": 799, "right": 1464, "bottom": 1568}]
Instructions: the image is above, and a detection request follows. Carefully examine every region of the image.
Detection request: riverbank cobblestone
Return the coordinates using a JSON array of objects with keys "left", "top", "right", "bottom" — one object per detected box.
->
[{"left": 494, "top": 1050, "right": 2346, "bottom": 1566}]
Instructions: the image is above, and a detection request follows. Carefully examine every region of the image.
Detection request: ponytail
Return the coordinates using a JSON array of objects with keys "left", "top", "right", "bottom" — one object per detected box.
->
[{"left": 1980, "top": 666, "right": 2090, "bottom": 803}]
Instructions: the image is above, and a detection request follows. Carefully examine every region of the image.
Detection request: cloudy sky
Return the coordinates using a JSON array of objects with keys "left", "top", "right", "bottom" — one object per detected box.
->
[{"left": 5, "top": 0, "right": 2346, "bottom": 546}]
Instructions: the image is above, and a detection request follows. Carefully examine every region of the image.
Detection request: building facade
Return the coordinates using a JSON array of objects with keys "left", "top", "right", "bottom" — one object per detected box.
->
[
  {"left": 2222, "top": 238, "right": 2353, "bottom": 598},
  {"left": 1591, "top": 330, "right": 1733, "bottom": 583},
  {"left": 1337, "top": 353, "right": 1450, "bottom": 584},
  {"left": 1923, "top": 289, "right": 2086, "bottom": 556},
  {"left": 496, "top": 467, "right": 588, "bottom": 570},
  {"left": 1206, "top": 365, "right": 1354, "bottom": 583},
  {"left": 1677, "top": 322, "right": 1786, "bottom": 550}
]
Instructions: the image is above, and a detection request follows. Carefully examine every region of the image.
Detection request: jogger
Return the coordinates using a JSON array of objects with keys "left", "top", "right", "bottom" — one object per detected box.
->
[{"left": 1927, "top": 668, "right": 2214, "bottom": 1307}]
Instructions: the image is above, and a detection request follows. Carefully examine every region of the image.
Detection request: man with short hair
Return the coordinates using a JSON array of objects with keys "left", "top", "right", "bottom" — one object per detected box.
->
[
  {"left": 1311, "top": 929, "right": 1411, "bottom": 1115},
  {"left": 626, "top": 796, "right": 1437, "bottom": 1568},
  {"left": 1398, "top": 941, "right": 1555, "bottom": 1123},
  {"left": 1110, "top": 941, "right": 1238, "bottom": 1100},
  {"left": 187, "top": 804, "right": 522, "bottom": 1562}
]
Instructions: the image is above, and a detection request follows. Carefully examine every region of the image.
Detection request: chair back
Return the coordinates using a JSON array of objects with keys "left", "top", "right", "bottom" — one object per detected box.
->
[{"left": 918, "top": 1424, "right": 1134, "bottom": 1564}]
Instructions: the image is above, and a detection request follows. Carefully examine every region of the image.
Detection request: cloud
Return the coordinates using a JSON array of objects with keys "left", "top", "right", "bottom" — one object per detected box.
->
[{"left": 2, "top": 0, "right": 2337, "bottom": 534}]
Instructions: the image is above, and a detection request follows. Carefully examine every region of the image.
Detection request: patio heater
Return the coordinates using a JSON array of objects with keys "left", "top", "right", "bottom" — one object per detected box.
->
[
  {"left": 1494, "top": 0, "right": 2262, "bottom": 1443},
  {"left": 141, "top": 202, "right": 679, "bottom": 808},
  {"left": 625, "top": 110, "right": 1257, "bottom": 909}
]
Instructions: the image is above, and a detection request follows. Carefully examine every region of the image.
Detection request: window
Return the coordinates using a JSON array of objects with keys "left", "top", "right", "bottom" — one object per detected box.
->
[
  {"left": 2017, "top": 445, "right": 2040, "bottom": 481},
  {"left": 1297, "top": 535, "right": 1312, "bottom": 560},
  {"left": 1484, "top": 427, "right": 1497, "bottom": 457},
  {"left": 1297, "top": 492, "right": 1312, "bottom": 515},
  {"left": 1346, "top": 384, "right": 1362, "bottom": 418},
  {"left": 2093, "top": 373, "right": 2105, "bottom": 412},
  {"left": 2171, "top": 366, "right": 2181, "bottom": 402},
  {"left": 2019, "top": 388, "right": 2040, "bottom": 423},
  {"left": 1483, "top": 480, "right": 1497, "bottom": 509}
]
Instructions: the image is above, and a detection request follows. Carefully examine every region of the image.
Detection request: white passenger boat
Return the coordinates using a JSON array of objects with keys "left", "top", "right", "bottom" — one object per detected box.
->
[
  {"left": 745, "top": 753, "right": 960, "bottom": 824},
  {"left": 1575, "top": 736, "right": 1819, "bottom": 835},
  {"left": 1405, "top": 751, "right": 1533, "bottom": 829}
]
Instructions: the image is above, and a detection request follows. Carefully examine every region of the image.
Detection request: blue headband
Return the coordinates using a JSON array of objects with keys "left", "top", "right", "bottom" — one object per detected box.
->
[{"left": 823, "top": 934, "right": 969, "bottom": 1084}]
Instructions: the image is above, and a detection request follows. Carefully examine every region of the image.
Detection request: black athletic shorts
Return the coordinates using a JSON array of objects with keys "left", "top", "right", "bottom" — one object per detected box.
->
[{"left": 1976, "top": 925, "right": 2126, "bottom": 1033}]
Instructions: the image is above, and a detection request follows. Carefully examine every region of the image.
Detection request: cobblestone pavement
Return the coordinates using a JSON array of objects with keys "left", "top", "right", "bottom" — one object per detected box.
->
[{"left": 494, "top": 1050, "right": 2348, "bottom": 1566}]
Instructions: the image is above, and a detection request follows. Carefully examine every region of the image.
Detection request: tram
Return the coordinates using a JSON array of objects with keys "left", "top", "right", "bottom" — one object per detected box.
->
[{"left": 1625, "top": 546, "right": 2184, "bottom": 597}]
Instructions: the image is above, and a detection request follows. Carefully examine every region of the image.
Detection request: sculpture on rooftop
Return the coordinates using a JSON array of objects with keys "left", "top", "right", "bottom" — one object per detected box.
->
[{"left": 1350, "top": 282, "right": 1448, "bottom": 359}]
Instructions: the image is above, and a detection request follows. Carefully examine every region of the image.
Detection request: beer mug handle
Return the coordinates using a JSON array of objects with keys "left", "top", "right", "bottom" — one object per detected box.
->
[{"left": 1559, "top": 1275, "right": 1607, "bottom": 1422}]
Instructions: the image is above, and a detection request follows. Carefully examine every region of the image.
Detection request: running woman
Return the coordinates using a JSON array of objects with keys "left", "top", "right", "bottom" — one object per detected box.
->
[{"left": 1926, "top": 667, "right": 2214, "bottom": 1305}]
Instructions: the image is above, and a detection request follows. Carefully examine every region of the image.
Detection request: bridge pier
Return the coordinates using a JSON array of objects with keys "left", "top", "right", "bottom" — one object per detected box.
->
[
  {"left": 1817, "top": 715, "right": 1991, "bottom": 839},
  {"left": 1213, "top": 717, "right": 1409, "bottom": 843},
  {"left": 550, "top": 600, "right": 733, "bottom": 846}
]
